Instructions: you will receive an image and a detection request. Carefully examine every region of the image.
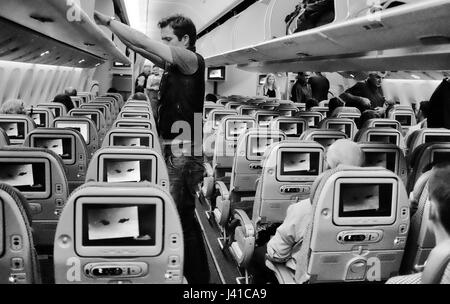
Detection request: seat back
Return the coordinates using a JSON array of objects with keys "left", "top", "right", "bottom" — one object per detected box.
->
[
  {"left": 358, "top": 143, "right": 408, "bottom": 186},
  {"left": 113, "top": 118, "right": 155, "bottom": 131},
  {"left": 253, "top": 141, "right": 325, "bottom": 224},
  {"left": 85, "top": 147, "right": 169, "bottom": 191},
  {"left": 407, "top": 143, "right": 450, "bottom": 193},
  {"left": 422, "top": 240, "right": 450, "bottom": 284},
  {"left": 361, "top": 118, "right": 402, "bottom": 132},
  {"left": 296, "top": 111, "right": 324, "bottom": 128},
  {"left": 0, "top": 147, "right": 69, "bottom": 245},
  {"left": 77, "top": 92, "right": 93, "bottom": 103},
  {"left": 24, "top": 128, "right": 89, "bottom": 193},
  {"left": 102, "top": 128, "right": 161, "bottom": 155},
  {"left": 52, "top": 117, "right": 99, "bottom": 160},
  {"left": 237, "top": 105, "right": 259, "bottom": 116},
  {"left": 122, "top": 105, "right": 152, "bottom": 114},
  {"left": 254, "top": 111, "right": 280, "bottom": 127},
  {"left": 0, "top": 115, "right": 35, "bottom": 145},
  {"left": 230, "top": 128, "right": 286, "bottom": 193},
  {"left": 260, "top": 102, "right": 280, "bottom": 111},
  {"left": 27, "top": 107, "right": 55, "bottom": 128},
  {"left": 37, "top": 103, "right": 67, "bottom": 118},
  {"left": 407, "top": 128, "right": 450, "bottom": 156},
  {"left": 203, "top": 109, "right": 238, "bottom": 138},
  {"left": 53, "top": 182, "right": 183, "bottom": 284},
  {"left": 276, "top": 104, "right": 300, "bottom": 117},
  {"left": 310, "top": 106, "right": 329, "bottom": 118},
  {"left": 204, "top": 104, "right": 224, "bottom": 120},
  {"left": 225, "top": 102, "right": 245, "bottom": 110},
  {"left": 319, "top": 118, "right": 357, "bottom": 139},
  {"left": 106, "top": 93, "right": 124, "bottom": 108},
  {"left": 295, "top": 166, "right": 409, "bottom": 283},
  {"left": 388, "top": 108, "right": 417, "bottom": 135},
  {"left": 69, "top": 108, "right": 107, "bottom": 143},
  {"left": 213, "top": 116, "right": 256, "bottom": 170},
  {"left": 95, "top": 96, "right": 119, "bottom": 116},
  {"left": 331, "top": 107, "right": 361, "bottom": 123},
  {"left": 299, "top": 129, "right": 348, "bottom": 150},
  {"left": 119, "top": 111, "right": 151, "bottom": 120},
  {"left": 270, "top": 117, "right": 308, "bottom": 138},
  {"left": 0, "top": 183, "right": 40, "bottom": 284},
  {"left": 355, "top": 127, "right": 405, "bottom": 151},
  {"left": 70, "top": 96, "right": 84, "bottom": 108},
  {"left": 80, "top": 103, "right": 112, "bottom": 127}
]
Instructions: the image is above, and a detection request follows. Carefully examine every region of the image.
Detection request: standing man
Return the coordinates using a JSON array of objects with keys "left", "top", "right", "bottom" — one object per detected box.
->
[
  {"left": 94, "top": 12, "right": 209, "bottom": 284},
  {"left": 340, "top": 72, "right": 386, "bottom": 114},
  {"left": 308, "top": 72, "right": 330, "bottom": 101},
  {"left": 291, "top": 72, "right": 313, "bottom": 103},
  {"left": 135, "top": 64, "right": 152, "bottom": 93},
  {"left": 146, "top": 66, "right": 162, "bottom": 120}
]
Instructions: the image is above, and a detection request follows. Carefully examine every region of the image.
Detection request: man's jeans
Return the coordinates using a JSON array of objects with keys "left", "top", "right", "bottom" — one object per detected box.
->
[{"left": 163, "top": 144, "right": 210, "bottom": 284}]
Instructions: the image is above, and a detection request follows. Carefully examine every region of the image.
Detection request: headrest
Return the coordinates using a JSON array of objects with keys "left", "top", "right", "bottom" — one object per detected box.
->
[
  {"left": 407, "top": 128, "right": 450, "bottom": 154},
  {"left": 299, "top": 129, "right": 348, "bottom": 143},
  {"left": 355, "top": 127, "right": 404, "bottom": 148},
  {"left": 113, "top": 118, "right": 154, "bottom": 130},
  {"left": 331, "top": 107, "right": 361, "bottom": 118},
  {"left": 361, "top": 118, "right": 402, "bottom": 132},
  {"left": 409, "top": 142, "right": 450, "bottom": 172},
  {"left": 319, "top": 118, "right": 356, "bottom": 138}
]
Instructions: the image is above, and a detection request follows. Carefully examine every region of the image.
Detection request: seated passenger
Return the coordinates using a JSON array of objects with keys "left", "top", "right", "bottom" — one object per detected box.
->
[
  {"left": 64, "top": 87, "right": 78, "bottom": 97},
  {"left": 53, "top": 94, "right": 74, "bottom": 112},
  {"left": 129, "top": 92, "right": 148, "bottom": 101},
  {"left": 357, "top": 109, "right": 381, "bottom": 129},
  {"left": 265, "top": 139, "right": 364, "bottom": 267},
  {"left": 327, "top": 96, "right": 344, "bottom": 117},
  {"left": 0, "top": 99, "right": 26, "bottom": 115},
  {"left": 386, "top": 162, "right": 450, "bottom": 284},
  {"left": 305, "top": 98, "right": 319, "bottom": 111},
  {"left": 404, "top": 101, "right": 430, "bottom": 142},
  {"left": 205, "top": 93, "right": 218, "bottom": 103}
]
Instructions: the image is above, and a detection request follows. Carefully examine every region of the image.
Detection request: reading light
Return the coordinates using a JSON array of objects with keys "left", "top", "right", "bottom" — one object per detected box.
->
[
  {"left": 78, "top": 59, "right": 86, "bottom": 64},
  {"left": 40, "top": 50, "right": 50, "bottom": 57}
]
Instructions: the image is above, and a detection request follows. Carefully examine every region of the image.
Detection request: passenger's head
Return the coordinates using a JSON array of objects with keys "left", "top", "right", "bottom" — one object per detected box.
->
[
  {"left": 0, "top": 99, "right": 26, "bottom": 115},
  {"left": 158, "top": 14, "right": 197, "bottom": 50},
  {"left": 357, "top": 110, "right": 381, "bottom": 129},
  {"left": 305, "top": 98, "right": 319, "bottom": 111},
  {"left": 367, "top": 71, "right": 384, "bottom": 88},
  {"left": 265, "top": 73, "right": 277, "bottom": 87},
  {"left": 418, "top": 100, "right": 431, "bottom": 122},
  {"left": 64, "top": 87, "right": 77, "bottom": 97},
  {"left": 428, "top": 163, "right": 450, "bottom": 240},
  {"left": 205, "top": 93, "right": 218, "bottom": 103},
  {"left": 130, "top": 92, "right": 148, "bottom": 101},
  {"left": 107, "top": 87, "right": 118, "bottom": 93},
  {"left": 296, "top": 72, "right": 311, "bottom": 84},
  {"left": 143, "top": 65, "right": 152, "bottom": 75},
  {"left": 152, "top": 66, "right": 160, "bottom": 75},
  {"left": 53, "top": 94, "right": 74, "bottom": 111},
  {"left": 328, "top": 97, "right": 345, "bottom": 117},
  {"left": 325, "top": 139, "right": 364, "bottom": 169}
]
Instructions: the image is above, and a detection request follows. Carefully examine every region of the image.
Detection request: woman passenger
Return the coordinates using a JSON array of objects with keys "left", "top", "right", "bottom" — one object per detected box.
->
[{"left": 262, "top": 73, "right": 281, "bottom": 99}]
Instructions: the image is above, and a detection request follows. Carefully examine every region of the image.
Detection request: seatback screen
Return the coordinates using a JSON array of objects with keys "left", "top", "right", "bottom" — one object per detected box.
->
[
  {"left": 249, "top": 136, "right": 283, "bottom": 157},
  {"left": 31, "top": 113, "right": 46, "bottom": 127},
  {"left": 364, "top": 152, "right": 397, "bottom": 172},
  {"left": 123, "top": 113, "right": 149, "bottom": 119},
  {"left": 280, "top": 152, "right": 320, "bottom": 176},
  {"left": 279, "top": 122, "right": 302, "bottom": 136},
  {"left": 0, "top": 162, "right": 46, "bottom": 192},
  {"left": 34, "top": 137, "right": 72, "bottom": 160},
  {"left": 113, "top": 136, "right": 150, "bottom": 148},
  {"left": 369, "top": 134, "right": 398, "bottom": 145},
  {"left": 117, "top": 123, "right": 150, "bottom": 129},
  {"left": 339, "top": 183, "right": 393, "bottom": 217},
  {"left": 425, "top": 135, "right": 450, "bottom": 144},
  {"left": 55, "top": 122, "right": 89, "bottom": 144},
  {"left": 395, "top": 115, "right": 412, "bottom": 126},
  {"left": 82, "top": 204, "right": 156, "bottom": 247},
  {"left": 73, "top": 113, "right": 99, "bottom": 128},
  {"left": 227, "top": 121, "right": 249, "bottom": 139},
  {"left": 0, "top": 122, "right": 25, "bottom": 140},
  {"left": 259, "top": 115, "right": 274, "bottom": 127},
  {"left": 103, "top": 159, "right": 152, "bottom": 183},
  {"left": 329, "top": 123, "right": 351, "bottom": 138},
  {"left": 433, "top": 151, "right": 450, "bottom": 164}
]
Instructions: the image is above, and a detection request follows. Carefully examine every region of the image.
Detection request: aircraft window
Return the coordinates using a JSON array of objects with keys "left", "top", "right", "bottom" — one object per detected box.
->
[
  {"left": 280, "top": 152, "right": 320, "bottom": 176},
  {"left": 103, "top": 159, "right": 153, "bottom": 183},
  {"left": 0, "top": 162, "right": 46, "bottom": 193},
  {"left": 113, "top": 136, "right": 150, "bottom": 147},
  {"left": 338, "top": 183, "right": 393, "bottom": 218},
  {"left": 82, "top": 204, "right": 156, "bottom": 247},
  {"left": 0, "top": 122, "right": 25, "bottom": 139}
]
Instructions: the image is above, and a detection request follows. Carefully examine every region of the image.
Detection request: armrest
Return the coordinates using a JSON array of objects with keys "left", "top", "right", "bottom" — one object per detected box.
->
[
  {"left": 233, "top": 209, "right": 255, "bottom": 238},
  {"left": 265, "top": 259, "right": 296, "bottom": 284},
  {"left": 215, "top": 181, "right": 230, "bottom": 200}
]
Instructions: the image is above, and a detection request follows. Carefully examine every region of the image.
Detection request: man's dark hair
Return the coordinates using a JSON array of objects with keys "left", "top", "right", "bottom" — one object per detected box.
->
[
  {"left": 328, "top": 97, "right": 344, "bottom": 117},
  {"left": 419, "top": 100, "right": 431, "bottom": 119},
  {"left": 130, "top": 92, "right": 147, "bottom": 101},
  {"left": 305, "top": 98, "right": 319, "bottom": 111},
  {"left": 158, "top": 14, "right": 197, "bottom": 50},
  {"left": 53, "top": 94, "right": 74, "bottom": 112},
  {"left": 107, "top": 88, "right": 118, "bottom": 93},
  {"left": 429, "top": 162, "right": 450, "bottom": 235},
  {"left": 64, "top": 87, "right": 77, "bottom": 97},
  {"left": 357, "top": 110, "right": 380, "bottom": 129},
  {"left": 205, "top": 93, "right": 218, "bottom": 102}
]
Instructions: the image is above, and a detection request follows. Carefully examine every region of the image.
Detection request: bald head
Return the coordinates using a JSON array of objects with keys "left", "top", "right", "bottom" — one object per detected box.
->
[{"left": 326, "top": 139, "right": 364, "bottom": 169}]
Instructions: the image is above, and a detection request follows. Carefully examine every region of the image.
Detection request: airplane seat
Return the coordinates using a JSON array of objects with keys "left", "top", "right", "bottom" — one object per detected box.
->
[
  {"left": 0, "top": 128, "right": 11, "bottom": 147},
  {"left": 216, "top": 98, "right": 229, "bottom": 105},
  {"left": 52, "top": 117, "right": 99, "bottom": 162},
  {"left": 113, "top": 118, "right": 155, "bottom": 131},
  {"left": 295, "top": 111, "right": 324, "bottom": 128},
  {"left": 270, "top": 117, "right": 308, "bottom": 138},
  {"left": 422, "top": 240, "right": 450, "bottom": 284},
  {"left": 260, "top": 103, "right": 280, "bottom": 111},
  {"left": 0, "top": 146, "right": 69, "bottom": 246},
  {"left": 319, "top": 100, "right": 329, "bottom": 107},
  {"left": 289, "top": 166, "right": 409, "bottom": 283},
  {"left": 0, "top": 183, "right": 41, "bottom": 284},
  {"left": 225, "top": 102, "right": 246, "bottom": 110},
  {"left": 354, "top": 127, "right": 406, "bottom": 152},
  {"left": 387, "top": 107, "right": 417, "bottom": 136},
  {"left": 94, "top": 97, "right": 119, "bottom": 118},
  {"left": 80, "top": 103, "right": 112, "bottom": 128},
  {"left": 276, "top": 104, "right": 300, "bottom": 117},
  {"left": 26, "top": 107, "right": 55, "bottom": 128},
  {"left": 292, "top": 103, "right": 307, "bottom": 112},
  {"left": 228, "top": 141, "right": 326, "bottom": 276},
  {"left": 70, "top": 97, "right": 83, "bottom": 108},
  {"left": 204, "top": 104, "right": 225, "bottom": 121},
  {"left": 53, "top": 182, "right": 184, "bottom": 284},
  {"left": 400, "top": 170, "right": 434, "bottom": 275},
  {"left": 318, "top": 118, "right": 357, "bottom": 139},
  {"left": 310, "top": 106, "right": 329, "bottom": 118},
  {"left": 299, "top": 129, "right": 348, "bottom": 150},
  {"left": 85, "top": 147, "right": 169, "bottom": 192},
  {"left": 358, "top": 142, "right": 408, "bottom": 186},
  {"left": 360, "top": 118, "right": 402, "bottom": 132},
  {"left": 253, "top": 111, "right": 280, "bottom": 128},
  {"left": 203, "top": 109, "right": 238, "bottom": 158},
  {"left": 406, "top": 143, "right": 450, "bottom": 193},
  {"left": 69, "top": 108, "right": 107, "bottom": 144},
  {"left": 23, "top": 128, "right": 89, "bottom": 193},
  {"left": 0, "top": 115, "right": 36, "bottom": 145},
  {"left": 212, "top": 129, "right": 286, "bottom": 244},
  {"left": 237, "top": 105, "right": 259, "bottom": 116},
  {"left": 330, "top": 107, "right": 361, "bottom": 123},
  {"left": 37, "top": 103, "right": 67, "bottom": 118},
  {"left": 122, "top": 104, "right": 152, "bottom": 114},
  {"left": 119, "top": 111, "right": 152, "bottom": 120},
  {"left": 102, "top": 128, "right": 161, "bottom": 155},
  {"left": 106, "top": 93, "right": 124, "bottom": 109},
  {"left": 406, "top": 128, "right": 450, "bottom": 158}
]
